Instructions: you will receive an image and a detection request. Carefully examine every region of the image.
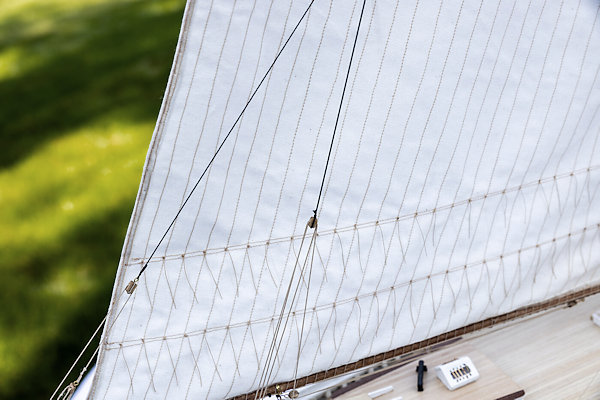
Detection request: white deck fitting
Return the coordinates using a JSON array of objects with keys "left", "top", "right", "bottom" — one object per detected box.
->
[{"left": 338, "top": 292, "right": 600, "bottom": 399}]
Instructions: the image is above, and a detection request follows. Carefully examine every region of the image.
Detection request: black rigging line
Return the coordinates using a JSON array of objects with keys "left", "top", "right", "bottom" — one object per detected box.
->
[
  {"left": 313, "top": 0, "right": 368, "bottom": 219},
  {"left": 256, "top": 3, "right": 369, "bottom": 397},
  {"left": 133, "top": 0, "right": 317, "bottom": 282}
]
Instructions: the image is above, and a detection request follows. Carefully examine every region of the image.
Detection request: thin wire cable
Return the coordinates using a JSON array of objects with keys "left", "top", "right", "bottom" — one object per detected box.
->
[
  {"left": 254, "top": 223, "right": 312, "bottom": 399},
  {"left": 52, "top": 3, "right": 318, "bottom": 397},
  {"left": 50, "top": 289, "right": 136, "bottom": 399},
  {"left": 56, "top": 346, "right": 100, "bottom": 400},
  {"left": 50, "top": 316, "right": 107, "bottom": 400},
  {"left": 313, "top": 0, "right": 368, "bottom": 218},
  {"left": 293, "top": 223, "right": 318, "bottom": 389},
  {"left": 255, "top": 2, "right": 368, "bottom": 397},
  {"left": 256, "top": 225, "right": 319, "bottom": 399},
  {"left": 135, "top": 0, "right": 317, "bottom": 281}
]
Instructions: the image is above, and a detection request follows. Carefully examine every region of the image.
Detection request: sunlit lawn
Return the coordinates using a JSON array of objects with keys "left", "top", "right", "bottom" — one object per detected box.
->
[{"left": 0, "top": 0, "right": 184, "bottom": 397}]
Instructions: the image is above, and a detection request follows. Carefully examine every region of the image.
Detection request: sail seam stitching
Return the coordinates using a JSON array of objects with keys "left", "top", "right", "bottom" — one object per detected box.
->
[
  {"left": 105, "top": 220, "right": 600, "bottom": 345},
  {"left": 125, "top": 165, "right": 600, "bottom": 263}
]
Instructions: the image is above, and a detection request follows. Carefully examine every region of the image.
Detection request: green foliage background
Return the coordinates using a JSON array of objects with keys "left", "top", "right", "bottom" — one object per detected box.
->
[{"left": 0, "top": 0, "right": 185, "bottom": 397}]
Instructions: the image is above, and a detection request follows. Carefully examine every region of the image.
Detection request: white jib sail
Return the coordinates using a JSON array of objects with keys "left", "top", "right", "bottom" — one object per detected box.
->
[{"left": 89, "top": 0, "right": 600, "bottom": 398}]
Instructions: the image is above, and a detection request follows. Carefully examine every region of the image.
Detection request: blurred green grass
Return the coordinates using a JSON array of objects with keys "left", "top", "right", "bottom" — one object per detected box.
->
[{"left": 0, "top": 0, "right": 185, "bottom": 397}]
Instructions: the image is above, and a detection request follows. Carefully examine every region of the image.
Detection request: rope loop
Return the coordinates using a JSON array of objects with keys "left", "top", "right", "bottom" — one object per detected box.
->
[{"left": 56, "top": 366, "right": 86, "bottom": 400}]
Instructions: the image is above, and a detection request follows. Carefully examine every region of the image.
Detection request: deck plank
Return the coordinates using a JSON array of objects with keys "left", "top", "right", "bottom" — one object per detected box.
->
[{"left": 337, "top": 293, "right": 600, "bottom": 399}]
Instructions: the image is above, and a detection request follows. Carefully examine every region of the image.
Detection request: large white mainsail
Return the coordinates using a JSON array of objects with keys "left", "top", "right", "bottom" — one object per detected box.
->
[{"left": 89, "top": 0, "right": 600, "bottom": 398}]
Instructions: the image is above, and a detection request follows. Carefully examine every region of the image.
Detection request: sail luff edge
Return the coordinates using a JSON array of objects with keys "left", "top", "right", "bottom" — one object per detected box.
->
[{"left": 87, "top": 0, "right": 198, "bottom": 397}]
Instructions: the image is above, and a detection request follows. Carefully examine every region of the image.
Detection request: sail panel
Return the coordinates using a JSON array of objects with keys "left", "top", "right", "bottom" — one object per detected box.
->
[{"left": 91, "top": 0, "right": 600, "bottom": 398}]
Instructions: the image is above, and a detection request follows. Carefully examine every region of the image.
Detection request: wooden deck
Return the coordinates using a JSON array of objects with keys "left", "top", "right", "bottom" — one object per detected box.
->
[{"left": 336, "top": 293, "right": 600, "bottom": 399}]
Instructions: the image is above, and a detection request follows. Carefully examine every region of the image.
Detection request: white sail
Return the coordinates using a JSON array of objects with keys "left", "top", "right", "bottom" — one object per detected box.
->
[{"left": 90, "top": 0, "right": 600, "bottom": 398}]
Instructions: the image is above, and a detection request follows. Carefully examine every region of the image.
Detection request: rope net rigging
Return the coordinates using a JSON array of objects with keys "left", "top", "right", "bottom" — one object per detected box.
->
[{"left": 83, "top": 0, "right": 600, "bottom": 398}]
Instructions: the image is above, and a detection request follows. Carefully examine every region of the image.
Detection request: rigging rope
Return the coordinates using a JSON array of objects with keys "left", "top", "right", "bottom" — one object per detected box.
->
[
  {"left": 55, "top": 346, "right": 100, "bottom": 400},
  {"left": 255, "top": 0, "right": 368, "bottom": 397},
  {"left": 51, "top": 288, "right": 136, "bottom": 400},
  {"left": 293, "top": 219, "right": 318, "bottom": 391},
  {"left": 53, "top": 1, "right": 319, "bottom": 397},
  {"left": 50, "top": 316, "right": 106, "bottom": 400},
  {"left": 132, "top": 0, "right": 317, "bottom": 284},
  {"left": 313, "top": 0, "right": 368, "bottom": 219},
  {"left": 254, "top": 220, "right": 315, "bottom": 399}
]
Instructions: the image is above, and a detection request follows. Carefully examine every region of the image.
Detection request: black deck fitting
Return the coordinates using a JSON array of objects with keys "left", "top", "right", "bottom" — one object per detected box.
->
[{"left": 415, "top": 359, "right": 427, "bottom": 392}]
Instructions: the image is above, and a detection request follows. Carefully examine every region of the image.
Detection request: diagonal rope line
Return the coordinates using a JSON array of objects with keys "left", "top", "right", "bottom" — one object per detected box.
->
[
  {"left": 254, "top": 2, "right": 368, "bottom": 397},
  {"left": 54, "top": 3, "right": 319, "bottom": 395},
  {"left": 313, "top": 0, "right": 368, "bottom": 218},
  {"left": 293, "top": 222, "right": 318, "bottom": 389},
  {"left": 254, "top": 222, "right": 312, "bottom": 399},
  {"left": 51, "top": 288, "right": 135, "bottom": 400},
  {"left": 256, "top": 223, "right": 319, "bottom": 399},
  {"left": 50, "top": 316, "right": 107, "bottom": 400},
  {"left": 56, "top": 347, "right": 100, "bottom": 400},
  {"left": 134, "top": 0, "right": 317, "bottom": 282}
]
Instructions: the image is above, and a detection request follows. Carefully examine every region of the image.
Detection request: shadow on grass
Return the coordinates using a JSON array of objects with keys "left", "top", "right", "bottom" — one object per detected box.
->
[
  {"left": 0, "top": 0, "right": 184, "bottom": 168},
  {"left": 0, "top": 1, "right": 185, "bottom": 398},
  {"left": 0, "top": 203, "right": 133, "bottom": 399}
]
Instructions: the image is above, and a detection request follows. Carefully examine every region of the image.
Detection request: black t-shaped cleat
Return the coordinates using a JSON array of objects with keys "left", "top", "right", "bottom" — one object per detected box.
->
[{"left": 415, "top": 360, "right": 428, "bottom": 392}]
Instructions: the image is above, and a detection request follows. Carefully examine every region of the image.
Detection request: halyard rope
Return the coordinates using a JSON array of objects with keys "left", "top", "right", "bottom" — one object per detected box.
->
[
  {"left": 312, "top": 0, "right": 368, "bottom": 219},
  {"left": 255, "top": 0, "right": 368, "bottom": 397},
  {"left": 50, "top": 289, "right": 136, "bottom": 400},
  {"left": 52, "top": 1, "right": 318, "bottom": 397},
  {"left": 50, "top": 316, "right": 106, "bottom": 400},
  {"left": 254, "top": 221, "right": 315, "bottom": 399},
  {"left": 132, "top": 0, "right": 318, "bottom": 284}
]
